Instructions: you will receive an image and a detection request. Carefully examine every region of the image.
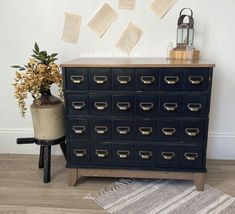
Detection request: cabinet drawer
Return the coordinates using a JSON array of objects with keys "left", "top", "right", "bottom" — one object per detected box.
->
[
  {"left": 136, "top": 93, "right": 158, "bottom": 116},
  {"left": 157, "top": 145, "right": 179, "bottom": 167},
  {"left": 134, "top": 144, "right": 156, "bottom": 165},
  {"left": 134, "top": 119, "right": 157, "bottom": 141},
  {"left": 70, "top": 142, "right": 91, "bottom": 163},
  {"left": 180, "top": 145, "right": 204, "bottom": 167},
  {"left": 160, "top": 95, "right": 182, "bottom": 116},
  {"left": 160, "top": 69, "right": 183, "bottom": 91},
  {"left": 181, "top": 119, "right": 206, "bottom": 143},
  {"left": 112, "top": 94, "right": 134, "bottom": 116},
  {"left": 159, "top": 120, "right": 180, "bottom": 142},
  {"left": 91, "top": 142, "right": 112, "bottom": 163},
  {"left": 68, "top": 118, "right": 89, "bottom": 139},
  {"left": 66, "top": 68, "right": 88, "bottom": 90},
  {"left": 90, "top": 118, "right": 112, "bottom": 140},
  {"left": 67, "top": 94, "right": 89, "bottom": 115},
  {"left": 113, "top": 119, "right": 134, "bottom": 140},
  {"left": 112, "top": 143, "right": 133, "bottom": 165},
  {"left": 113, "top": 68, "right": 135, "bottom": 91},
  {"left": 89, "top": 93, "right": 111, "bottom": 116},
  {"left": 89, "top": 68, "right": 112, "bottom": 90},
  {"left": 184, "top": 68, "right": 209, "bottom": 91},
  {"left": 136, "top": 68, "right": 159, "bottom": 91}
]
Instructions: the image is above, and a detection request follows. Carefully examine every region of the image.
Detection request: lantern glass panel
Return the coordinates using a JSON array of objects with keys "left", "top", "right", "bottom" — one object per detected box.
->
[{"left": 188, "top": 28, "right": 194, "bottom": 45}]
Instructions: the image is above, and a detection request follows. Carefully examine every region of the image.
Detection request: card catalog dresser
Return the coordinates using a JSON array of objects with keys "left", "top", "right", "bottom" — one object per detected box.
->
[{"left": 61, "top": 58, "right": 215, "bottom": 191}]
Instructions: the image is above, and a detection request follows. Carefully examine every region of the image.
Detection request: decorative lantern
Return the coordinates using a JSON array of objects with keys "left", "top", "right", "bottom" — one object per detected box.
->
[{"left": 175, "top": 8, "right": 194, "bottom": 50}]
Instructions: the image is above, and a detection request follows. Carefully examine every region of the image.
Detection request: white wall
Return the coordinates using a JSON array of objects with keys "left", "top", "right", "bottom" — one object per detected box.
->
[{"left": 0, "top": 0, "right": 235, "bottom": 159}]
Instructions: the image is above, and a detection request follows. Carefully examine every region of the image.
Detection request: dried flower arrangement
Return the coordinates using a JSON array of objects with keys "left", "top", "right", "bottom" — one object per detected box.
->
[{"left": 12, "top": 43, "right": 63, "bottom": 117}]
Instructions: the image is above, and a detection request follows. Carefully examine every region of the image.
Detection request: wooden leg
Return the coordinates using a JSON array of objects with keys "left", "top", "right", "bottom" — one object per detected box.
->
[
  {"left": 68, "top": 169, "right": 78, "bottom": 187},
  {"left": 194, "top": 173, "right": 206, "bottom": 191},
  {"left": 38, "top": 146, "right": 44, "bottom": 169},
  {"left": 60, "top": 142, "right": 67, "bottom": 160},
  {"left": 44, "top": 146, "right": 51, "bottom": 183}
]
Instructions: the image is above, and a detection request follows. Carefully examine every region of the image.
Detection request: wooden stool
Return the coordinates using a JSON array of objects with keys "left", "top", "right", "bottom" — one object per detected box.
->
[{"left": 17, "top": 136, "right": 66, "bottom": 183}]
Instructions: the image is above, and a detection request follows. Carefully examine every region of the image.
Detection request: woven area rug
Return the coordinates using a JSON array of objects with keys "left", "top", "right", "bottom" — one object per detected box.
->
[{"left": 85, "top": 179, "right": 235, "bottom": 214}]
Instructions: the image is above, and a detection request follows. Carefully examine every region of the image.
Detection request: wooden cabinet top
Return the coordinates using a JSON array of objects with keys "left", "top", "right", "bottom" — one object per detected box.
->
[{"left": 60, "top": 58, "right": 215, "bottom": 68}]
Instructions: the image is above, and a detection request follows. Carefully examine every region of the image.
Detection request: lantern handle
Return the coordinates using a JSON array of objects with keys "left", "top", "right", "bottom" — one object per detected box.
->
[{"left": 179, "top": 8, "right": 193, "bottom": 17}]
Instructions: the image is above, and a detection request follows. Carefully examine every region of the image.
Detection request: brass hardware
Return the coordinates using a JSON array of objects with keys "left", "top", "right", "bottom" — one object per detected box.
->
[
  {"left": 162, "top": 128, "right": 176, "bottom": 136},
  {"left": 139, "top": 102, "right": 154, "bottom": 111},
  {"left": 117, "top": 150, "right": 130, "bottom": 159},
  {"left": 94, "top": 126, "right": 108, "bottom": 134},
  {"left": 139, "top": 127, "right": 153, "bottom": 135},
  {"left": 117, "top": 102, "right": 131, "bottom": 111},
  {"left": 72, "top": 126, "right": 86, "bottom": 134},
  {"left": 184, "top": 153, "right": 198, "bottom": 161},
  {"left": 94, "top": 102, "right": 108, "bottom": 110},
  {"left": 72, "top": 101, "right": 85, "bottom": 110},
  {"left": 95, "top": 150, "right": 108, "bottom": 158},
  {"left": 163, "top": 103, "right": 178, "bottom": 112},
  {"left": 164, "top": 76, "right": 179, "bottom": 85},
  {"left": 140, "top": 76, "right": 155, "bottom": 85},
  {"left": 161, "top": 152, "right": 175, "bottom": 160},
  {"left": 185, "top": 128, "right": 200, "bottom": 137},
  {"left": 187, "top": 103, "right": 202, "bottom": 112},
  {"left": 70, "top": 75, "right": 84, "bottom": 84},
  {"left": 74, "top": 149, "right": 86, "bottom": 157},
  {"left": 116, "top": 126, "right": 130, "bottom": 135},
  {"left": 93, "top": 76, "right": 107, "bottom": 84},
  {"left": 117, "top": 76, "right": 131, "bottom": 84},
  {"left": 188, "top": 76, "right": 204, "bottom": 85},
  {"left": 139, "top": 151, "right": 152, "bottom": 160}
]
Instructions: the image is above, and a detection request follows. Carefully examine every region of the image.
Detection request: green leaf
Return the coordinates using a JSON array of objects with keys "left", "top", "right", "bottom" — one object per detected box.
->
[
  {"left": 34, "top": 42, "right": 39, "bottom": 52},
  {"left": 51, "top": 53, "right": 58, "bottom": 57},
  {"left": 11, "top": 65, "right": 22, "bottom": 68},
  {"left": 19, "top": 67, "right": 26, "bottom": 71}
]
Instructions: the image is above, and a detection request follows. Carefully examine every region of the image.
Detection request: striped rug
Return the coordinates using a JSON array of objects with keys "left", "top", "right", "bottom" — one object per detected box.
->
[{"left": 85, "top": 179, "right": 235, "bottom": 214}]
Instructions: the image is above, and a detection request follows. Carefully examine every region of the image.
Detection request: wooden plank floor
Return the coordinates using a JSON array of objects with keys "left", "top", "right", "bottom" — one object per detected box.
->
[{"left": 0, "top": 154, "right": 234, "bottom": 213}]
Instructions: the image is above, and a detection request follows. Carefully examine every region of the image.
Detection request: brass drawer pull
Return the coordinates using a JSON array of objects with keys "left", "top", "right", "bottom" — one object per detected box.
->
[
  {"left": 72, "top": 101, "right": 85, "bottom": 110},
  {"left": 95, "top": 150, "right": 108, "bottom": 158},
  {"left": 185, "top": 128, "right": 200, "bottom": 137},
  {"left": 116, "top": 126, "right": 130, "bottom": 135},
  {"left": 161, "top": 152, "right": 175, "bottom": 160},
  {"left": 93, "top": 76, "right": 107, "bottom": 84},
  {"left": 188, "top": 76, "right": 204, "bottom": 85},
  {"left": 139, "top": 127, "right": 153, "bottom": 135},
  {"left": 94, "top": 102, "right": 108, "bottom": 110},
  {"left": 139, "top": 151, "right": 152, "bottom": 160},
  {"left": 117, "top": 102, "right": 131, "bottom": 111},
  {"left": 187, "top": 103, "right": 202, "bottom": 112},
  {"left": 140, "top": 76, "right": 155, "bottom": 85},
  {"left": 164, "top": 76, "right": 179, "bottom": 85},
  {"left": 139, "top": 102, "right": 154, "bottom": 111},
  {"left": 117, "top": 76, "right": 131, "bottom": 84},
  {"left": 184, "top": 153, "right": 198, "bottom": 161},
  {"left": 74, "top": 149, "right": 86, "bottom": 157},
  {"left": 70, "top": 75, "right": 84, "bottom": 84},
  {"left": 72, "top": 126, "right": 86, "bottom": 134},
  {"left": 94, "top": 126, "right": 108, "bottom": 134},
  {"left": 163, "top": 103, "right": 178, "bottom": 112},
  {"left": 162, "top": 128, "right": 176, "bottom": 136},
  {"left": 117, "top": 150, "right": 130, "bottom": 159}
]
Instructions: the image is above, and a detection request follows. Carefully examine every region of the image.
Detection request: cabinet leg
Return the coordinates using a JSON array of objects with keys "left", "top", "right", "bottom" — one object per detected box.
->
[
  {"left": 194, "top": 173, "right": 206, "bottom": 191},
  {"left": 44, "top": 146, "right": 51, "bottom": 183},
  {"left": 38, "top": 146, "right": 44, "bottom": 169},
  {"left": 68, "top": 169, "right": 78, "bottom": 187}
]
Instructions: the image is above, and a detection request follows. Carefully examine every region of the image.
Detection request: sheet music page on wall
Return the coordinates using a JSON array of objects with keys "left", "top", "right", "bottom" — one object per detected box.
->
[
  {"left": 61, "top": 12, "right": 82, "bottom": 43},
  {"left": 88, "top": 3, "right": 118, "bottom": 38},
  {"left": 150, "top": 0, "right": 177, "bottom": 19},
  {"left": 119, "top": 0, "right": 135, "bottom": 10},
  {"left": 116, "top": 22, "right": 143, "bottom": 55}
]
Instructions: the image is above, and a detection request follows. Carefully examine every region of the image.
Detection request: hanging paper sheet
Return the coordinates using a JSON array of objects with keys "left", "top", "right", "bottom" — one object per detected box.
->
[{"left": 119, "top": 0, "right": 135, "bottom": 10}]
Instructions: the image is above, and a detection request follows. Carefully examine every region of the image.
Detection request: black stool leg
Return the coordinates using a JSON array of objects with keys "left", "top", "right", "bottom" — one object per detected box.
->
[
  {"left": 38, "top": 146, "right": 44, "bottom": 169},
  {"left": 60, "top": 141, "right": 67, "bottom": 160},
  {"left": 44, "top": 145, "right": 51, "bottom": 183}
]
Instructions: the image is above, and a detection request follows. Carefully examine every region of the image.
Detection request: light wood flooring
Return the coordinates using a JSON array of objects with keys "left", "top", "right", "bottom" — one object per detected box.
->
[{"left": 0, "top": 154, "right": 234, "bottom": 213}]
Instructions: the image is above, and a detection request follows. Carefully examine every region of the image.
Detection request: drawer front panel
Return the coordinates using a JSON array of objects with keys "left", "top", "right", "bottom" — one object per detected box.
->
[
  {"left": 91, "top": 142, "right": 112, "bottom": 163},
  {"left": 134, "top": 119, "right": 157, "bottom": 141},
  {"left": 159, "top": 120, "right": 180, "bottom": 142},
  {"left": 113, "top": 119, "right": 134, "bottom": 140},
  {"left": 89, "top": 68, "right": 112, "bottom": 90},
  {"left": 67, "top": 94, "right": 89, "bottom": 115},
  {"left": 112, "top": 94, "right": 134, "bottom": 116},
  {"left": 136, "top": 93, "right": 158, "bottom": 116},
  {"left": 70, "top": 143, "right": 91, "bottom": 163},
  {"left": 68, "top": 118, "right": 89, "bottom": 139},
  {"left": 157, "top": 145, "right": 179, "bottom": 167},
  {"left": 90, "top": 118, "right": 112, "bottom": 140},
  {"left": 134, "top": 144, "right": 156, "bottom": 165},
  {"left": 180, "top": 146, "right": 204, "bottom": 167},
  {"left": 89, "top": 93, "right": 112, "bottom": 116},
  {"left": 136, "top": 68, "right": 159, "bottom": 91},
  {"left": 160, "top": 95, "right": 182, "bottom": 116},
  {"left": 160, "top": 69, "right": 183, "bottom": 91},
  {"left": 112, "top": 143, "right": 134, "bottom": 165},
  {"left": 113, "top": 68, "right": 135, "bottom": 91},
  {"left": 66, "top": 68, "right": 88, "bottom": 90}
]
